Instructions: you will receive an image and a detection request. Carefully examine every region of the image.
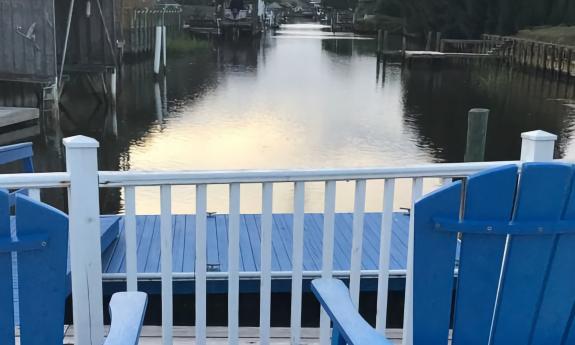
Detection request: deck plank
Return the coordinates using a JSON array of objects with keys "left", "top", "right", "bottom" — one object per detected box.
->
[
  {"left": 253, "top": 214, "right": 283, "bottom": 271},
  {"left": 206, "top": 216, "right": 220, "bottom": 270},
  {"left": 172, "top": 215, "right": 186, "bottom": 272},
  {"left": 182, "top": 215, "right": 195, "bottom": 272},
  {"left": 58, "top": 326, "right": 409, "bottom": 345},
  {"left": 214, "top": 214, "right": 228, "bottom": 272},
  {"left": 244, "top": 214, "right": 262, "bottom": 271},
  {"left": 239, "top": 215, "right": 256, "bottom": 271},
  {"left": 273, "top": 214, "right": 293, "bottom": 270},
  {"left": 145, "top": 215, "right": 162, "bottom": 272},
  {"left": 303, "top": 215, "right": 322, "bottom": 270}
]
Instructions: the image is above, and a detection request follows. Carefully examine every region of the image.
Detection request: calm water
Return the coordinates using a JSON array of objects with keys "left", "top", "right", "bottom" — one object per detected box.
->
[{"left": 3, "top": 23, "right": 575, "bottom": 214}]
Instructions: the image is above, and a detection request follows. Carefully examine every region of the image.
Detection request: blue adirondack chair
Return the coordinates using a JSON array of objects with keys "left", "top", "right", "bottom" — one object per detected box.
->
[
  {"left": 312, "top": 162, "right": 575, "bottom": 344},
  {"left": 0, "top": 142, "right": 35, "bottom": 201},
  {"left": 0, "top": 190, "right": 147, "bottom": 344}
]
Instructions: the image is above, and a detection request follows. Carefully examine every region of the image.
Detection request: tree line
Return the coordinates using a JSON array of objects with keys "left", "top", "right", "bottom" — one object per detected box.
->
[
  {"left": 350, "top": 0, "right": 575, "bottom": 36},
  {"left": 382, "top": 0, "right": 575, "bottom": 36}
]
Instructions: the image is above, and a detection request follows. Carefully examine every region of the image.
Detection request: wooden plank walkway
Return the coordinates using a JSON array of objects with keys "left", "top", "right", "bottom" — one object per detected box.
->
[
  {"left": 102, "top": 212, "right": 410, "bottom": 276},
  {"left": 58, "top": 326, "right": 412, "bottom": 344}
]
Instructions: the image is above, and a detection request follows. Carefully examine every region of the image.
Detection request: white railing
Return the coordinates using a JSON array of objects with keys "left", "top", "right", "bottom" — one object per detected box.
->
[{"left": 0, "top": 130, "right": 559, "bottom": 345}]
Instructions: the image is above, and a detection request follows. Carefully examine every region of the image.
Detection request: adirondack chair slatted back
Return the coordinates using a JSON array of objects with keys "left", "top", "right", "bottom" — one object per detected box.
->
[
  {"left": 414, "top": 163, "right": 575, "bottom": 345},
  {"left": 0, "top": 143, "right": 35, "bottom": 202},
  {"left": 0, "top": 190, "right": 68, "bottom": 345},
  {"left": 0, "top": 143, "right": 34, "bottom": 173}
]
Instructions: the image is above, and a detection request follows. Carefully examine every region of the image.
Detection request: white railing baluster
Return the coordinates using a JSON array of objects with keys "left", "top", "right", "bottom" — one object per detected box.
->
[
  {"left": 350, "top": 179, "right": 367, "bottom": 307},
  {"left": 124, "top": 186, "right": 138, "bottom": 291},
  {"left": 160, "top": 185, "right": 173, "bottom": 345},
  {"left": 28, "top": 188, "right": 41, "bottom": 201},
  {"left": 320, "top": 180, "right": 336, "bottom": 345},
  {"left": 64, "top": 136, "right": 104, "bottom": 345},
  {"left": 376, "top": 179, "right": 395, "bottom": 333},
  {"left": 402, "top": 178, "right": 423, "bottom": 345},
  {"left": 228, "top": 183, "right": 241, "bottom": 345},
  {"left": 260, "top": 183, "right": 274, "bottom": 345},
  {"left": 195, "top": 184, "right": 208, "bottom": 345},
  {"left": 291, "top": 181, "right": 305, "bottom": 345}
]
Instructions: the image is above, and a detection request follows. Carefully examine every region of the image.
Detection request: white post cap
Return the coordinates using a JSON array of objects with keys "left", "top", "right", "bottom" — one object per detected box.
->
[
  {"left": 521, "top": 130, "right": 558, "bottom": 142},
  {"left": 520, "top": 130, "right": 557, "bottom": 162},
  {"left": 63, "top": 135, "right": 100, "bottom": 148}
]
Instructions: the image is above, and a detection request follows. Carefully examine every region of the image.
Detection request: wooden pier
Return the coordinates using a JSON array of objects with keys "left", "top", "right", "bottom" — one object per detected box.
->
[
  {"left": 0, "top": 107, "right": 39, "bottom": 128},
  {"left": 482, "top": 34, "right": 575, "bottom": 78}
]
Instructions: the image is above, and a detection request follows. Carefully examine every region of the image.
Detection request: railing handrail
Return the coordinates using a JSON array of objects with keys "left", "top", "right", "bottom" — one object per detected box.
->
[
  {"left": 0, "top": 172, "right": 69, "bottom": 189},
  {"left": 97, "top": 160, "right": 522, "bottom": 187},
  {"left": 0, "top": 158, "right": 570, "bottom": 190}
]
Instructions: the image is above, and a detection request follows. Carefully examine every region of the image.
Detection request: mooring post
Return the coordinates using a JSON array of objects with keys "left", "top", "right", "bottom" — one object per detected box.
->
[
  {"left": 377, "top": 29, "right": 383, "bottom": 60},
  {"left": 464, "top": 108, "right": 490, "bottom": 162},
  {"left": 402, "top": 30, "right": 407, "bottom": 56},
  {"left": 425, "top": 31, "right": 432, "bottom": 51},
  {"left": 110, "top": 68, "right": 117, "bottom": 107},
  {"left": 567, "top": 49, "right": 573, "bottom": 78},
  {"left": 383, "top": 30, "right": 389, "bottom": 52},
  {"left": 162, "top": 25, "right": 167, "bottom": 68},
  {"left": 435, "top": 32, "right": 442, "bottom": 52},
  {"left": 154, "top": 25, "right": 162, "bottom": 75}
]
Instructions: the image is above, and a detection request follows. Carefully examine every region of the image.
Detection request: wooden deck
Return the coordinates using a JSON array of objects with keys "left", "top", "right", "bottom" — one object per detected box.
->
[
  {"left": 57, "top": 326, "right": 409, "bottom": 344},
  {"left": 101, "top": 212, "right": 410, "bottom": 287}
]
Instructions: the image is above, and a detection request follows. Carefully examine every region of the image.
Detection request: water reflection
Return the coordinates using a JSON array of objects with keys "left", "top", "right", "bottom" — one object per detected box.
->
[
  {"left": 401, "top": 62, "right": 575, "bottom": 162},
  {"left": 0, "top": 24, "right": 575, "bottom": 215}
]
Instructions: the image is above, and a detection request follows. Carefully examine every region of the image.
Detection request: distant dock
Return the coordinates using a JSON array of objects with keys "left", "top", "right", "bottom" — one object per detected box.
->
[{"left": 381, "top": 50, "right": 503, "bottom": 60}]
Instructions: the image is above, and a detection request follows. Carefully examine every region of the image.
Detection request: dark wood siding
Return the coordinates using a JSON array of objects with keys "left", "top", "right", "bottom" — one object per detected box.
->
[
  {"left": 55, "top": 0, "right": 121, "bottom": 70},
  {"left": 0, "top": 0, "right": 57, "bottom": 83}
]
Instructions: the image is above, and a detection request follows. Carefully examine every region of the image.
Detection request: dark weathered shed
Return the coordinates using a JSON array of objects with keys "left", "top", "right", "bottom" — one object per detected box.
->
[
  {"left": 55, "top": 0, "right": 122, "bottom": 71},
  {"left": 0, "top": 0, "right": 57, "bottom": 83},
  {"left": 0, "top": 0, "right": 122, "bottom": 84}
]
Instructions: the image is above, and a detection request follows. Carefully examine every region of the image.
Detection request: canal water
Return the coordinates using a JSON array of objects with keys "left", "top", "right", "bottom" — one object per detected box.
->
[{"left": 3, "top": 23, "right": 575, "bottom": 214}]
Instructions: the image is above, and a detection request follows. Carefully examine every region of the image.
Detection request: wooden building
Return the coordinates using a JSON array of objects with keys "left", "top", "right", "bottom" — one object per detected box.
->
[
  {"left": 0, "top": 0, "right": 58, "bottom": 83},
  {"left": 0, "top": 0, "right": 126, "bottom": 85},
  {"left": 55, "top": 0, "right": 122, "bottom": 72}
]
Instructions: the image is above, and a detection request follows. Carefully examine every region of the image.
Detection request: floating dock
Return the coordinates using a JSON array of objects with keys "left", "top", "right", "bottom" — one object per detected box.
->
[{"left": 101, "top": 212, "right": 410, "bottom": 294}]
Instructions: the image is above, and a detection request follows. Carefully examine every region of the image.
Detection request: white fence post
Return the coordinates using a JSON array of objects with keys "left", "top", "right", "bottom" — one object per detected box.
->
[
  {"left": 520, "top": 130, "right": 557, "bottom": 162},
  {"left": 63, "top": 135, "right": 104, "bottom": 345}
]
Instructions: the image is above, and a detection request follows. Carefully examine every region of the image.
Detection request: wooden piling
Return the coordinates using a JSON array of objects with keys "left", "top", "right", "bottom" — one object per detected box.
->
[
  {"left": 377, "top": 29, "right": 383, "bottom": 59},
  {"left": 567, "top": 49, "right": 573, "bottom": 77},
  {"left": 383, "top": 30, "right": 389, "bottom": 52},
  {"left": 464, "top": 108, "right": 489, "bottom": 162},
  {"left": 154, "top": 26, "right": 162, "bottom": 75},
  {"left": 402, "top": 29, "right": 407, "bottom": 56},
  {"left": 425, "top": 31, "right": 432, "bottom": 51},
  {"left": 435, "top": 32, "right": 442, "bottom": 52}
]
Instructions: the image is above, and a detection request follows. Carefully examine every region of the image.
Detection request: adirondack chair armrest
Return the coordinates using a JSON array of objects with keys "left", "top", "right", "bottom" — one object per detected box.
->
[
  {"left": 104, "top": 291, "right": 148, "bottom": 345},
  {"left": 311, "top": 279, "right": 393, "bottom": 345}
]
